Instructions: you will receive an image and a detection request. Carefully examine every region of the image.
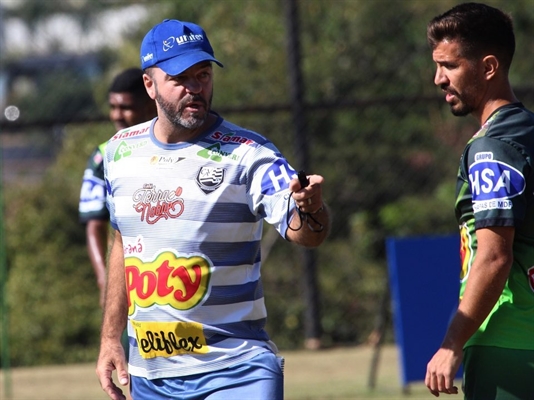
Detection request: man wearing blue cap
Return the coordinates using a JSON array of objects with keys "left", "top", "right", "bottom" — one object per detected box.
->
[{"left": 95, "top": 19, "right": 329, "bottom": 400}]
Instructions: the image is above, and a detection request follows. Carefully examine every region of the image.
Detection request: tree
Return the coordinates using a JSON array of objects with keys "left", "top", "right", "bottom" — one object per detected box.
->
[
  {"left": 4, "top": 0, "right": 534, "bottom": 365},
  {"left": 5, "top": 122, "right": 114, "bottom": 366}
]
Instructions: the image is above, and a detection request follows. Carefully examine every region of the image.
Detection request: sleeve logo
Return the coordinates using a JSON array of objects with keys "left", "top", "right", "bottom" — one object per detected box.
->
[
  {"left": 80, "top": 169, "right": 105, "bottom": 204},
  {"left": 261, "top": 159, "right": 297, "bottom": 195},
  {"left": 469, "top": 160, "right": 525, "bottom": 212}
]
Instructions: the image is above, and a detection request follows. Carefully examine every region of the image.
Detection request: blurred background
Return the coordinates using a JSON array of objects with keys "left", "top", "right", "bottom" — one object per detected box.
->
[{"left": 1, "top": 0, "right": 533, "bottom": 370}]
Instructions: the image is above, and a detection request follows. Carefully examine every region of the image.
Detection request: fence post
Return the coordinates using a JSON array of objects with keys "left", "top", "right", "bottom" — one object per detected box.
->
[{"left": 284, "top": 0, "right": 322, "bottom": 349}]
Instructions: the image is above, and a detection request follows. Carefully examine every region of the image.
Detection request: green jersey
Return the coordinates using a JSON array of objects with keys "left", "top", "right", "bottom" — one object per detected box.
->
[{"left": 456, "top": 103, "right": 534, "bottom": 350}]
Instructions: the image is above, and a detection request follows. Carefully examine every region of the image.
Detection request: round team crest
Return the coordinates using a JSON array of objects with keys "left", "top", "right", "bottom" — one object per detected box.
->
[{"left": 196, "top": 167, "right": 225, "bottom": 193}]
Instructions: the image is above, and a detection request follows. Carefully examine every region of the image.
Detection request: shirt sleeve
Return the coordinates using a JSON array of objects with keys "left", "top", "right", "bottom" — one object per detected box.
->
[
  {"left": 464, "top": 136, "right": 529, "bottom": 229},
  {"left": 247, "top": 146, "right": 299, "bottom": 237},
  {"left": 79, "top": 146, "right": 109, "bottom": 223}
]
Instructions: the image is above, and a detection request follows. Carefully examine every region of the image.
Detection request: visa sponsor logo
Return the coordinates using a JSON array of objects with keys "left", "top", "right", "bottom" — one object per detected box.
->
[
  {"left": 468, "top": 160, "right": 525, "bottom": 201},
  {"left": 261, "top": 159, "right": 296, "bottom": 195}
]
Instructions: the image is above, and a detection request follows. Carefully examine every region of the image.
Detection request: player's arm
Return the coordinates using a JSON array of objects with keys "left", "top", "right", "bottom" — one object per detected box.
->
[
  {"left": 448, "top": 226, "right": 514, "bottom": 344},
  {"left": 286, "top": 174, "right": 330, "bottom": 247},
  {"left": 96, "top": 229, "right": 129, "bottom": 400},
  {"left": 86, "top": 219, "right": 108, "bottom": 307},
  {"left": 425, "top": 225, "right": 514, "bottom": 397}
]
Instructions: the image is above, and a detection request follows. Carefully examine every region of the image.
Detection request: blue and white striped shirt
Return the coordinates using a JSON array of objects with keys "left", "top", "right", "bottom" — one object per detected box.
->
[{"left": 104, "top": 115, "right": 298, "bottom": 379}]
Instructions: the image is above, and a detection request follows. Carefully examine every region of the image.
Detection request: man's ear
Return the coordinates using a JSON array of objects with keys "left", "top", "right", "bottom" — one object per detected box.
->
[
  {"left": 143, "top": 72, "right": 156, "bottom": 100},
  {"left": 482, "top": 55, "right": 499, "bottom": 81}
]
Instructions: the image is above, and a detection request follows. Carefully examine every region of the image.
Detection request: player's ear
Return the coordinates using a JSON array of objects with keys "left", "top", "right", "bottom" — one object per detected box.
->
[{"left": 482, "top": 55, "right": 499, "bottom": 81}]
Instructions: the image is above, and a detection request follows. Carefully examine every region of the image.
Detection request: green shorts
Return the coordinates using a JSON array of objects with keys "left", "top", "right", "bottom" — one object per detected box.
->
[{"left": 463, "top": 345, "right": 534, "bottom": 400}]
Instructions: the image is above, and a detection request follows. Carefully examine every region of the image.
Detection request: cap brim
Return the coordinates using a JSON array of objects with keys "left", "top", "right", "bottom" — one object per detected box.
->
[{"left": 156, "top": 51, "right": 223, "bottom": 76}]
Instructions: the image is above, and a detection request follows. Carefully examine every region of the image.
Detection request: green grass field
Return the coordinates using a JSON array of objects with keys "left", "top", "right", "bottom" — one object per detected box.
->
[{"left": 0, "top": 345, "right": 437, "bottom": 399}]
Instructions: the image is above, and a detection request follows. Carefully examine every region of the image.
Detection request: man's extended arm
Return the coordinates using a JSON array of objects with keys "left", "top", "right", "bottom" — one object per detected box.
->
[{"left": 425, "top": 226, "right": 514, "bottom": 396}]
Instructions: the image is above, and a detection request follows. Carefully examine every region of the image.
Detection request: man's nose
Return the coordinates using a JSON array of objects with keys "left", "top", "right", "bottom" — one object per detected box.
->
[
  {"left": 185, "top": 78, "right": 202, "bottom": 94},
  {"left": 110, "top": 107, "right": 123, "bottom": 121},
  {"left": 434, "top": 67, "right": 448, "bottom": 86}
]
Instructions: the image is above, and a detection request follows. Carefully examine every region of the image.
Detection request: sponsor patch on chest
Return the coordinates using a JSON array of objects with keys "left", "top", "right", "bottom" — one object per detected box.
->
[{"left": 131, "top": 320, "right": 208, "bottom": 359}]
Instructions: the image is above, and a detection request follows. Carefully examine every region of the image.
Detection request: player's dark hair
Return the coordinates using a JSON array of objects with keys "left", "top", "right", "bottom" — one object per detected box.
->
[
  {"left": 427, "top": 2, "right": 515, "bottom": 71},
  {"left": 108, "top": 67, "right": 149, "bottom": 98}
]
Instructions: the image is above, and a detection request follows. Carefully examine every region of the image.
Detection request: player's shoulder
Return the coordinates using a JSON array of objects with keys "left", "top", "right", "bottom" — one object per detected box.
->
[
  {"left": 486, "top": 103, "right": 534, "bottom": 138},
  {"left": 467, "top": 104, "right": 534, "bottom": 157},
  {"left": 86, "top": 144, "right": 105, "bottom": 169},
  {"left": 108, "top": 119, "right": 153, "bottom": 144},
  {"left": 214, "top": 118, "right": 271, "bottom": 147}
]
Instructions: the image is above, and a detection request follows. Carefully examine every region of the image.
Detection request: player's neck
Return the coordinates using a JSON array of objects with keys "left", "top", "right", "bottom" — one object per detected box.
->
[
  {"left": 154, "top": 114, "right": 217, "bottom": 144},
  {"left": 476, "top": 84, "right": 518, "bottom": 125}
]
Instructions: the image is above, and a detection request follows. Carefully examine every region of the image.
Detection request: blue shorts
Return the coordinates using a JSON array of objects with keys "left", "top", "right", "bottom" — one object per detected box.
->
[{"left": 130, "top": 351, "right": 284, "bottom": 400}]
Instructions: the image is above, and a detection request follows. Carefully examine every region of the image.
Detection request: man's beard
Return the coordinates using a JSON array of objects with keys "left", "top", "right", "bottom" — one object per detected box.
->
[
  {"left": 157, "top": 92, "right": 212, "bottom": 130},
  {"left": 442, "top": 87, "right": 474, "bottom": 117},
  {"left": 450, "top": 101, "right": 474, "bottom": 117}
]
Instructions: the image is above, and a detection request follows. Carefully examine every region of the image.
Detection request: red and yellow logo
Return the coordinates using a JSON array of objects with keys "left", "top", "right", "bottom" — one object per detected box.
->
[
  {"left": 528, "top": 266, "right": 534, "bottom": 293},
  {"left": 459, "top": 223, "right": 475, "bottom": 281},
  {"left": 125, "top": 251, "right": 212, "bottom": 316}
]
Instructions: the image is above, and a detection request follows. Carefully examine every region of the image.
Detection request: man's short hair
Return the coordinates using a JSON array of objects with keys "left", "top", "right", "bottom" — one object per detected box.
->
[
  {"left": 427, "top": 2, "right": 515, "bottom": 71},
  {"left": 108, "top": 67, "right": 148, "bottom": 98}
]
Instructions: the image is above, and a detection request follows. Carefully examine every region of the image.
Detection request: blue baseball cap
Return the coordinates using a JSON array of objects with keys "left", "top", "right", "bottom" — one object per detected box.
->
[{"left": 140, "top": 19, "right": 223, "bottom": 76}]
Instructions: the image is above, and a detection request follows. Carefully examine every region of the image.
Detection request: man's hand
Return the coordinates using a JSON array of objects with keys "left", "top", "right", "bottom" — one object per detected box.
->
[
  {"left": 286, "top": 173, "right": 329, "bottom": 247},
  {"left": 96, "top": 340, "right": 129, "bottom": 400},
  {"left": 425, "top": 346, "right": 462, "bottom": 397},
  {"left": 289, "top": 173, "right": 324, "bottom": 215}
]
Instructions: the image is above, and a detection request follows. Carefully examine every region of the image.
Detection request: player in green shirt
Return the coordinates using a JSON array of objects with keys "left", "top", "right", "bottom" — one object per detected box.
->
[{"left": 425, "top": 3, "right": 534, "bottom": 399}]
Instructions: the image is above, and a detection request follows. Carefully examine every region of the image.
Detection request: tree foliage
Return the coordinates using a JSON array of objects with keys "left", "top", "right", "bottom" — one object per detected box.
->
[
  {"left": 5, "top": 123, "right": 113, "bottom": 366},
  {"left": 3, "top": 0, "right": 534, "bottom": 366}
]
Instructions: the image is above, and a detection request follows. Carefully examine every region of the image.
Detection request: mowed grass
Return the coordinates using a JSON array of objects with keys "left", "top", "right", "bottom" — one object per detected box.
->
[{"left": 0, "top": 345, "right": 436, "bottom": 400}]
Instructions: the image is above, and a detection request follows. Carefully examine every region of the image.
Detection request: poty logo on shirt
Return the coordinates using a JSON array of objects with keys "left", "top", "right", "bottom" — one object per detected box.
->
[
  {"left": 261, "top": 160, "right": 296, "bottom": 195},
  {"left": 125, "top": 251, "right": 212, "bottom": 315},
  {"left": 163, "top": 34, "right": 204, "bottom": 52},
  {"left": 469, "top": 160, "right": 525, "bottom": 201}
]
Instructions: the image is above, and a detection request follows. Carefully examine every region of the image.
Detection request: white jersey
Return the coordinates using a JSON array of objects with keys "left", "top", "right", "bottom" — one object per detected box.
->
[{"left": 104, "top": 115, "right": 298, "bottom": 379}]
